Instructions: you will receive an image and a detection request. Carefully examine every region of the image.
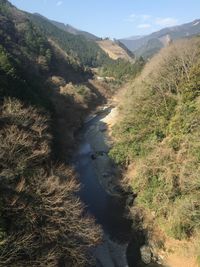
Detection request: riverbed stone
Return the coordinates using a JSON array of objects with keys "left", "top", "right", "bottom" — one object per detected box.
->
[
  {"left": 99, "top": 123, "right": 107, "bottom": 131},
  {"left": 140, "top": 245, "right": 152, "bottom": 264}
]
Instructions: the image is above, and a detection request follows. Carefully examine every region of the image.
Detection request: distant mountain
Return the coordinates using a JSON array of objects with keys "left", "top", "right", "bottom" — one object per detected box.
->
[
  {"left": 122, "top": 35, "right": 144, "bottom": 41},
  {"left": 51, "top": 20, "right": 100, "bottom": 41},
  {"left": 34, "top": 13, "right": 100, "bottom": 41},
  {"left": 28, "top": 13, "right": 110, "bottom": 67},
  {"left": 120, "top": 19, "right": 200, "bottom": 58},
  {"left": 33, "top": 14, "right": 136, "bottom": 60}
]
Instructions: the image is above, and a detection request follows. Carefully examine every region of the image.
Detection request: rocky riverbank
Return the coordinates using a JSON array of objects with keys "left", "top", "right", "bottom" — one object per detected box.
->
[
  {"left": 75, "top": 103, "right": 131, "bottom": 267},
  {"left": 75, "top": 99, "right": 165, "bottom": 267},
  {"left": 84, "top": 105, "right": 122, "bottom": 195}
]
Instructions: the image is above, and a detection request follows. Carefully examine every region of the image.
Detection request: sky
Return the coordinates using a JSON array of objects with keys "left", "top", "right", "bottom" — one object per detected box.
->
[{"left": 9, "top": 0, "right": 200, "bottom": 39}]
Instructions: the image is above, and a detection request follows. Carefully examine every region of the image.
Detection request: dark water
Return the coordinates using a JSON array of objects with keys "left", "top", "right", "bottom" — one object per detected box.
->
[
  {"left": 73, "top": 109, "right": 163, "bottom": 267},
  {"left": 74, "top": 119, "right": 132, "bottom": 242}
]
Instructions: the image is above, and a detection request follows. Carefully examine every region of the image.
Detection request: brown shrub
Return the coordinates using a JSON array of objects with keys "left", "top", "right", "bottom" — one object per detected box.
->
[{"left": 0, "top": 98, "right": 102, "bottom": 266}]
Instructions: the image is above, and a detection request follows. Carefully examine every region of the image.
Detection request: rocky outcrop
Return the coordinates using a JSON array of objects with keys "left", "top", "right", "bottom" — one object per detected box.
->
[{"left": 140, "top": 245, "right": 152, "bottom": 264}]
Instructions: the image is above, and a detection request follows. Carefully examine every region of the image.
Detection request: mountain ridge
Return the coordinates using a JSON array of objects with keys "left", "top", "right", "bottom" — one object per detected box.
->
[
  {"left": 33, "top": 12, "right": 100, "bottom": 41},
  {"left": 32, "top": 14, "right": 135, "bottom": 61},
  {"left": 28, "top": 12, "right": 111, "bottom": 67},
  {"left": 120, "top": 19, "right": 200, "bottom": 58}
]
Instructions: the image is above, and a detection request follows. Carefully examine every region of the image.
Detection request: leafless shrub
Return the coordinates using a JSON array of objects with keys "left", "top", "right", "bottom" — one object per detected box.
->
[{"left": 0, "top": 97, "right": 102, "bottom": 266}]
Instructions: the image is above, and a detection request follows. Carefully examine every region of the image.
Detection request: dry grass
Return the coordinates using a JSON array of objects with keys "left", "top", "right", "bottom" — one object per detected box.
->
[
  {"left": 97, "top": 40, "right": 134, "bottom": 61},
  {"left": 110, "top": 38, "right": 200, "bottom": 265}
]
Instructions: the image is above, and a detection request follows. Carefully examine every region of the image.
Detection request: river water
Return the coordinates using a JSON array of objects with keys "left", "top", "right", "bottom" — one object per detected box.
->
[{"left": 73, "top": 107, "right": 163, "bottom": 267}]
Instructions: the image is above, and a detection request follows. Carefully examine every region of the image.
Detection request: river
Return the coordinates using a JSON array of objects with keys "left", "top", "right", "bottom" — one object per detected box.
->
[{"left": 73, "top": 105, "right": 163, "bottom": 267}]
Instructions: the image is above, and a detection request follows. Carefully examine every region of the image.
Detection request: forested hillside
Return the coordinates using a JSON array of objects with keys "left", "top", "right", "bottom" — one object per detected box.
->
[
  {"left": 28, "top": 13, "right": 111, "bottom": 67},
  {"left": 100, "top": 57, "right": 145, "bottom": 80},
  {"left": 110, "top": 38, "right": 200, "bottom": 264},
  {"left": 0, "top": 0, "right": 106, "bottom": 265}
]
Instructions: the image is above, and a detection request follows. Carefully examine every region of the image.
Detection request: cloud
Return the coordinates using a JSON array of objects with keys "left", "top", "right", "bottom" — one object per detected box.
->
[
  {"left": 56, "top": 1, "right": 63, "bottom": 6},
  {"left": 141, "top": 15, "right": 151, "bottom": 20},
  {"left": 137, "top": 24, "right": 151, "bottom": 29},
  {"left": 155, "top": 17, "right": 178, "bottom": 27},
  {"left": 125, "top": 13, "right": 179, "bottom": 32},
  {"left": 125, "top": 14, "right": 136, "bottom": 22},
  {"left": 125, "top": 14, "right": 151, "bottom": 23}
]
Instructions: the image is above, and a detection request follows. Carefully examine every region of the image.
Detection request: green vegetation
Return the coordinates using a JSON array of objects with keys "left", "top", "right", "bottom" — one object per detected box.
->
[
  {"left": 29, "top": 13, "right": 111, "bottom": 67},
  {"left": 0, "top": 1, "right": 105, "bottom": 265},
  {"left": 99, "top": 57, "right": 145, "bottom": 80},
  {"left": 110, "top": 38, "right": 200, "bottom": 259}
]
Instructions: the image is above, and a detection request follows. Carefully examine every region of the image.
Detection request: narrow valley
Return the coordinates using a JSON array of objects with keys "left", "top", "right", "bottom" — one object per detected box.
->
[{"left": 0, "top": 0, "right": 200, "bottom": 267}]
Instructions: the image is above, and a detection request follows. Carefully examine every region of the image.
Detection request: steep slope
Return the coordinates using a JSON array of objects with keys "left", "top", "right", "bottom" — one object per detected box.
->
[
  {"left": 28, "top": 12, "right": 110, "bottom": 67},
  {"left": 110, "top": 37, "right": 200, "bottom": 266},
  {"left": 0, "top": 0, "right": 106, "bottom": 265},
  {"left": 96, "top": 39, "right": 135, "bottom": 62},
  {"left": 120, "top": 19, "right": 200, "bottom": 58},
  {"left": 135, "top": 38, "right": 163, "bottom": 59}
]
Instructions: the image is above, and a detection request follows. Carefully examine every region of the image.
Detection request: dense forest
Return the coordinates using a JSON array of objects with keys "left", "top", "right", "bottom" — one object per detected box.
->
[
  {"left": 100, "top": 57, "right": 145, "bottom": 80},
  {"left": 28, "top": 13, "right": 111, "bottom": 68},
  {"left": 109, "top": 38, "right": 200, "bottom": 264}
]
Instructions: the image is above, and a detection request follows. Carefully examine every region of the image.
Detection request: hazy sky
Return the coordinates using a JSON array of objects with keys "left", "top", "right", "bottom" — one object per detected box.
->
[{"left": 9, "top": 0, "right": 200, "bottom": 39}]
